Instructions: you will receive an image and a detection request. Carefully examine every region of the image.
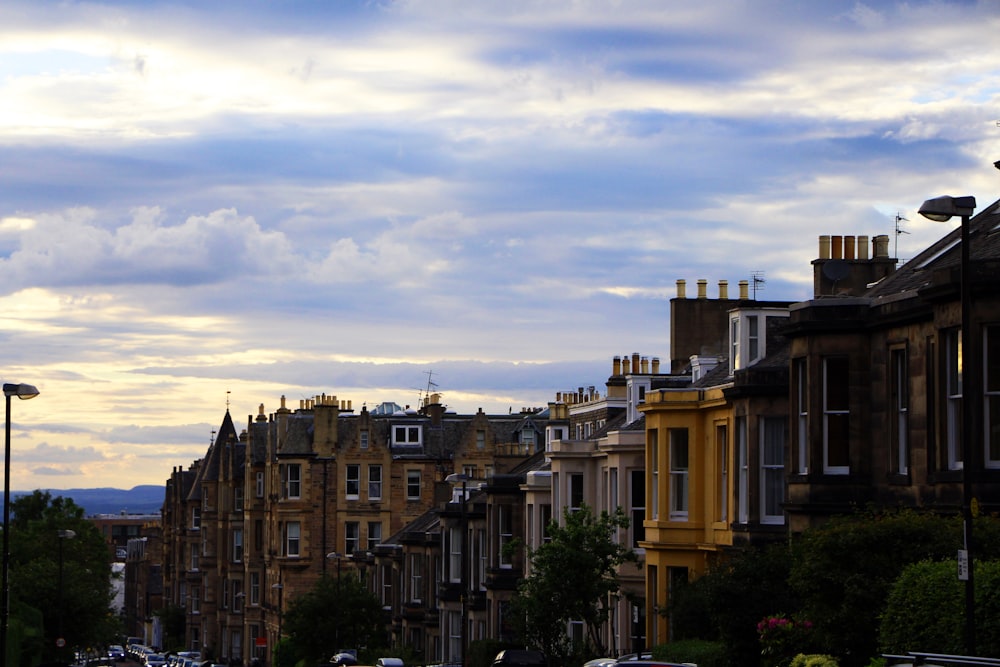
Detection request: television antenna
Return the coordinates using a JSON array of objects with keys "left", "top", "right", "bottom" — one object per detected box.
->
[
  {"left": 751, "top": 271, "right": 766, "bottom": 300},
  {"left": 894, "top": 213, "right": 909, "bottom": 261}
]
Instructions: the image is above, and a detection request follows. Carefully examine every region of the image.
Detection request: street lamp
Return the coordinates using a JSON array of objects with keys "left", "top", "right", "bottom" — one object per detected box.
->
[
  {"left": 271, "top": 583, "right": 284, "bottom": 639},
  {"left": 326, "top": 552, "right": 345, "bottom": 648},
  {"left": 919, "top": 194, "right": 977, "bottom": 655},
  {"left": 1, "top": 382, "right": 40, "bottom": 666},
  {"left": 57, "top": 529, "right": 76, "bottom": 657},
  {"left": 445, "top": 473, "right": 469, "bottom": 667}
]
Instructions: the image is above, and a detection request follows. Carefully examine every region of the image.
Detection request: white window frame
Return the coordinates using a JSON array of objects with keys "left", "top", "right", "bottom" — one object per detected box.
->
[
  {"left": 891, "top": 347, "right": 910, "bottom": 474},
  {"left": 946, "top": 328, "right": 963, "bottom": 470},
  {"left": 249, "top": 572, "right": 260, "bottom": 606},
  {"left": 393, "top": 425, "right": 422, "bottom": 446},
  {"left": 191, "top": 506, "right": 201, "bottom": 530},
  {"left": 796, "top": 358, "right": 808, "bottom": 474},
  {"left": 346, "top": 464, "right": 360, "bottom": 499},
  {"left": 823, "top": 357, "right": 851, "bottom": 475},
  {"left": 985, "top": 325, "right": 1000, "bottom": 469},
  {"left": 568, "top": 473, "right": 584, "bottom": 511},
  {"left": 629, "top": 469, "right": 645, "bottom": 548},
  {"left": 449, "top": 526, "right": 463, "bottom": 582},
  {"left": 649, "top": 429, "right": 659, "bottom": 520},
  {"left": 406, "top": 470, "right": 421, "bottom": 500},
  {"left": 360, "top": 429, "right": 369, "bottom": 449},
  {"left": 760, "top": 416, "right": 785, "bottom": 525},
  {"left": 368, "top": 464, "right": 383, "bottom": 501},
  {"left": 285, "top": 522, "right": 300, "bottom": 558},
  {"left": 737, "top": 417, "right": 749, "bottom": 524},
  {"left": 716, "top": 423, "right": 728, "bottom": 523},
  {"left": 409, "top": 553, "right": 423, "bottom": 604},
  {"left": 668, "top": 428, "right": 689, "bottom": 520},
  {"left": 232, "top": 528, "right": 244, "bottom": 563},
  {"left": 256, "top": 471, "right": 264, "bottom": 498},
  {"left": 498, "top": 505, "right": 513, "bottom": 568},
  {"left": 234, "top": 486, "right": 244, "bottom": 511},
  {"left": 285, "top": 463, "right": 301, "bottom": 499},
  {"left": 345, "top": 521, "right": 359, "bottom": 555},
  {"left": 367, "top": 521, "right": 382, "bottom": 550}
]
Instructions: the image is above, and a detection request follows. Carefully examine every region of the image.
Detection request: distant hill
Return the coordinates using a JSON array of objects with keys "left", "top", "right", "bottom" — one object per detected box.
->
[{"left": 13, "top": 485, "right": 164, "bottom": 516}]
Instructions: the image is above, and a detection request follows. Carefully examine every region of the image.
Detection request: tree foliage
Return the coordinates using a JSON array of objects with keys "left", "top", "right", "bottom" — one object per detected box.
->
[
  {"left": 878, "top": 558, "right": 1000, "bottom": 656},
  {"left": 507, "top": 504, "right": 637, "bottom": 662},
  {"left": 282, "top": 573, "right": 386, "bottom": 666},
  {"left": 8, "top": 491, "right": 116, "bottom": 663}
]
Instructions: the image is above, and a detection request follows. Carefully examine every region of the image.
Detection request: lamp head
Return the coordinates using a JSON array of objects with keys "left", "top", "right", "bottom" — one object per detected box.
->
[
  {"left": 445, "top": 473, "right": 468, "bottom": 483},
  {"left": 57, "top": 529, "right": 76, "bottom": 539},
  {"left": 918, "top": 195, "right": 976, "bottom": 222},
  {"left": 3, "top": 383, "right": 39, "bottom": 400}
]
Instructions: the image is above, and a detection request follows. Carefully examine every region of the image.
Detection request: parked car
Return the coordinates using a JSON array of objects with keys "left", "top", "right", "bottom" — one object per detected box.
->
[
  {"left": 107, "top": 646, "right": 126, "bottom": 661},
  {"left": 583, "top": 659, "right": 616, "bottom": 667},
  {"left": 145, "top": 654, "right": 168, "bottom": 667},
  {"left": 493, "top": 650, "right": 547, "bottom": 667},
  {"left": 377, "top": 659, "right": 404, "bottom": 667}
]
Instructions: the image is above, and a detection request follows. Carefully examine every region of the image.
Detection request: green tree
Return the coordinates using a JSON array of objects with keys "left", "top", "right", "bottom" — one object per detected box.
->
[
  {"left": 507, "top": 504, "right": 637, "bottom": 662},
  {"left": 282, "top": 573, "right": 386, "bottom": 666},
  {"left": 8, "top": 491, "right": 116, "bottom": 663},
  {"left": 878, "top": 559, "right": 1000, "bottom": 656},
  {"left": 788, "top": 509, "right": 995, "bottom": 667}
]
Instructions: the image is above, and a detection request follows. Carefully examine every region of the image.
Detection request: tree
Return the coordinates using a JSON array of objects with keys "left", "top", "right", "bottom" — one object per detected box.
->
[
  {"left": 282, "top": 573, "right": 386, "bottom": 666},
  {"left": 507, "top": 504, "right": 637, "bottom": 662},
  {"left": 8, "top": 491, "right": 116, "bottom": 663}
]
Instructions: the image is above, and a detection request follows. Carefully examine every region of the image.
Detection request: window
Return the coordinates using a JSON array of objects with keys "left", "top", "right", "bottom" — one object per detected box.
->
[
  {"left": 368, "top": 521, "right": 382, "bottom": 550},
  {"left": 521, "top": 427, "right": 536, "bottom": 449},
  {"left": 406, "top": 470, "right": 421, "bottom": 500},
  {"left": 284, "top": 464, "right": 301, "bottom": 499},
  {"left": 731, "top": 317, "right": 740, "bottom": 372},
  {"left": 569, "top": 473, "right": 584, "bottom": 511},
  {"left": 946, "top": 328, "right": 963, "bottom": 470},
  {"left": 191, "top": 586, "right": 200, "bottom": 614},
  {"left": 393, "top": 425, "right": 421, "bottom": 446},
  {"left": 987, "top": 326, "right": 1000, "bottom": 468},
  {"left": 630, "top": 469, "right": 645, "bottom": 548},
  {"left": 232, "top": 528, "right": 243, "bottom": 563},
  {"left": 795, "top": 358, "right": 808, "bottom": 474},
  {"left": 285, "top": 522, "right": 300, "bottom": 557},
  {"left": 890, "top": 347, "right": 910, "bottom": 474},
  {"left": 748, "top": 315, "right": 760, "bottom": 360},
  {"left": 609, "top": 466, "right": 619, "bottom": 512},
  {"left": 191, "top": 506, "right": 201, "bottom": 530},
  {"left": 498, "top": 504, "right": 513, "bottom": 568},
  {"left": 254, "top": 519, "right": 263, "bottom": 552},
  {"left": 823, "top": 357, "right": 851, "bottom": 474},
  {"left": 232, "top": 580, "right": 243, "bottom": 612},
  {"left": 476, "top": 429, "right": 486, "bottom": 449},
  {"left": 345, "top": 521, "right": 360, "bottom": 555},
  {"left": 668, "top": 429, "right": 689, "bottom": 520},
  {"left": 368, "top": 465, "right": 382, "bottom": 500},
  {"left": 346, "top": 464, "right": 360, "bottom": 499},
  {"left": 649, "top": 428, "right": 659, "bottom": 520},
  {"left": 250, "top": 572, "right": 260, "bottom": 606},
  {"left": 230, "top": 629, "right": 242, "bottom": 660},
  {"left": 540, "top": 504, "right": 552, "bottom": 543},
  {"left": 234, "top": 486, "right": 244, "bottom": 511},
  {"left": 449, "top": 611, "right": 462, "bottom": 663},
  {"left": 737, "top": 417, "right": 749, "bottom": 523},
  {"left": 256, "top": 472, "right": 264, "bottom": 498},
  {"left": 190, "top": 543, "right": 199, "bottom": 571},
  {"left": 449, "top": 526, "right": 463, "bottom": 582},
  {"left": 360, "top": 429, "right": 369, "bottom": 449},
  {"left": 760, "top": 417, "right": 786, "bottom": 524},
  {"left": 716, "top": 424, "right": 728, "bottom": 522},
  {"left": 409, "top": 553, "right": 423, "bottom": 603}
]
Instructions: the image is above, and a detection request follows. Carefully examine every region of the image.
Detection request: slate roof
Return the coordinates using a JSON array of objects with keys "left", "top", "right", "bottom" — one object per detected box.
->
[{"left": 866, "top": 197, "right": 1000, "bottom": 300}]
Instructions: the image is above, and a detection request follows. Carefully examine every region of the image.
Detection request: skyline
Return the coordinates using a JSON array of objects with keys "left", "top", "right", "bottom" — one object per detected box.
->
[{"left": 2, "top": 0, "right": 1000, "bottom": 490}]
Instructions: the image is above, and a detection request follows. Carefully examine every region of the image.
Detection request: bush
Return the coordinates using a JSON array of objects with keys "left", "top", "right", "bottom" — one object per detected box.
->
[
  {"left": 652, "top": 639, "right": 725, "bottom": 667},
  {"left": 789, "top": 655, "right": 838, "bottom": 667},
  {"left": 879, "top": 558, "right": 1000, "bottom": 656}
]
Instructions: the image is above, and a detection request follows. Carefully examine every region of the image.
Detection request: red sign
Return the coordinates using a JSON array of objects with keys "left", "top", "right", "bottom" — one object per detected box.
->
[{"left": 255, "top": 637, "right": 268, "bottom": 647}]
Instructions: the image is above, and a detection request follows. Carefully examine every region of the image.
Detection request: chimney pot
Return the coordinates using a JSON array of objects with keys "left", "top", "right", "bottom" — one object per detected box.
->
[
  {"left": 697, "top": 279, "right": 708, "bottom": 299},
  {"left": 858, "top": 235, "right": 869, "bottom": 260},
  {"left": 739, "top": 280, "right": 749, "bottom": 300},
  {"left": 831, "top": 235, "right": 843, "bottom": 259},
  {"left": 819, "top": 235, "right": 831, "bottom": 260},
  {"left": 719, "top": 280, "right": 729, "bottom": 299},
  {"left": 676, "top": 279, "right": 687, "bottom": 298},
  {"left": 844, "top": 235, "right": 856, "bottom": 260}
]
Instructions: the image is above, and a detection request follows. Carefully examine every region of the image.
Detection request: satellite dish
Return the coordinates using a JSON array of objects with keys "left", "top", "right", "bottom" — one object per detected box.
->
[{"left": 823, "top": 259, "right": 851, "bottom": 282}]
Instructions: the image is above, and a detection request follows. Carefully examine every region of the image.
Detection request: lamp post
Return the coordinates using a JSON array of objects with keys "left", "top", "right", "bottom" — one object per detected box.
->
[
  {"left": 445, "top": 473, "right": 468, "bottom": 667},
  {"left": 271, "top": 583, "right": 283, "bottom": 640},
  {"left": 326, "top": 552, "right": 344, "bottom": 649},
  {"left": 1, "top": 382, "right": 40, "bottom": 666},
  {"left": 56, "top": 529, "right": 76, "bottom": 658},
  {"left": 919, "top": 194, "right": 977, "bottom": 655}
]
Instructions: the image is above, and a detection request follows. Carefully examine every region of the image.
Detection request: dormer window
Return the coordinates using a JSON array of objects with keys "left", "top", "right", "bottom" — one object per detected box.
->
[
  {"left": 729, "top": 308, "right": 789, "bottom": 373},
  {"left": 393, "top": 425, "right": 422, "bottom": 447}
]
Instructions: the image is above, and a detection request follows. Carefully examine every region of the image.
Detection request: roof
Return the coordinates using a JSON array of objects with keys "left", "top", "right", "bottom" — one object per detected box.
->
[{"left": 866, "top": 197, "right": 1000, "bottom": 300}]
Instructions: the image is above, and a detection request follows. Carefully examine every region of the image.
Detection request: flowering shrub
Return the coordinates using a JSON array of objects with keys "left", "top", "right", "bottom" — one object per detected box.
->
[{"left": 757, "top": 614, "right": 815, "bottom": 666}]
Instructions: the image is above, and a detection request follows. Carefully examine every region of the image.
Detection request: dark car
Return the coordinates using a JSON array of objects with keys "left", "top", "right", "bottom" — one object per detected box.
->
[{"left": 492, "top": 650, "right": 547, "bottom": 667}]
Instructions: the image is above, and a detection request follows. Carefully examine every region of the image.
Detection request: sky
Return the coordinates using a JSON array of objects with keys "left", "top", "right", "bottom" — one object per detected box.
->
[{"left": 2, "top": 0, "right": 1000, "bottom": 493}]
